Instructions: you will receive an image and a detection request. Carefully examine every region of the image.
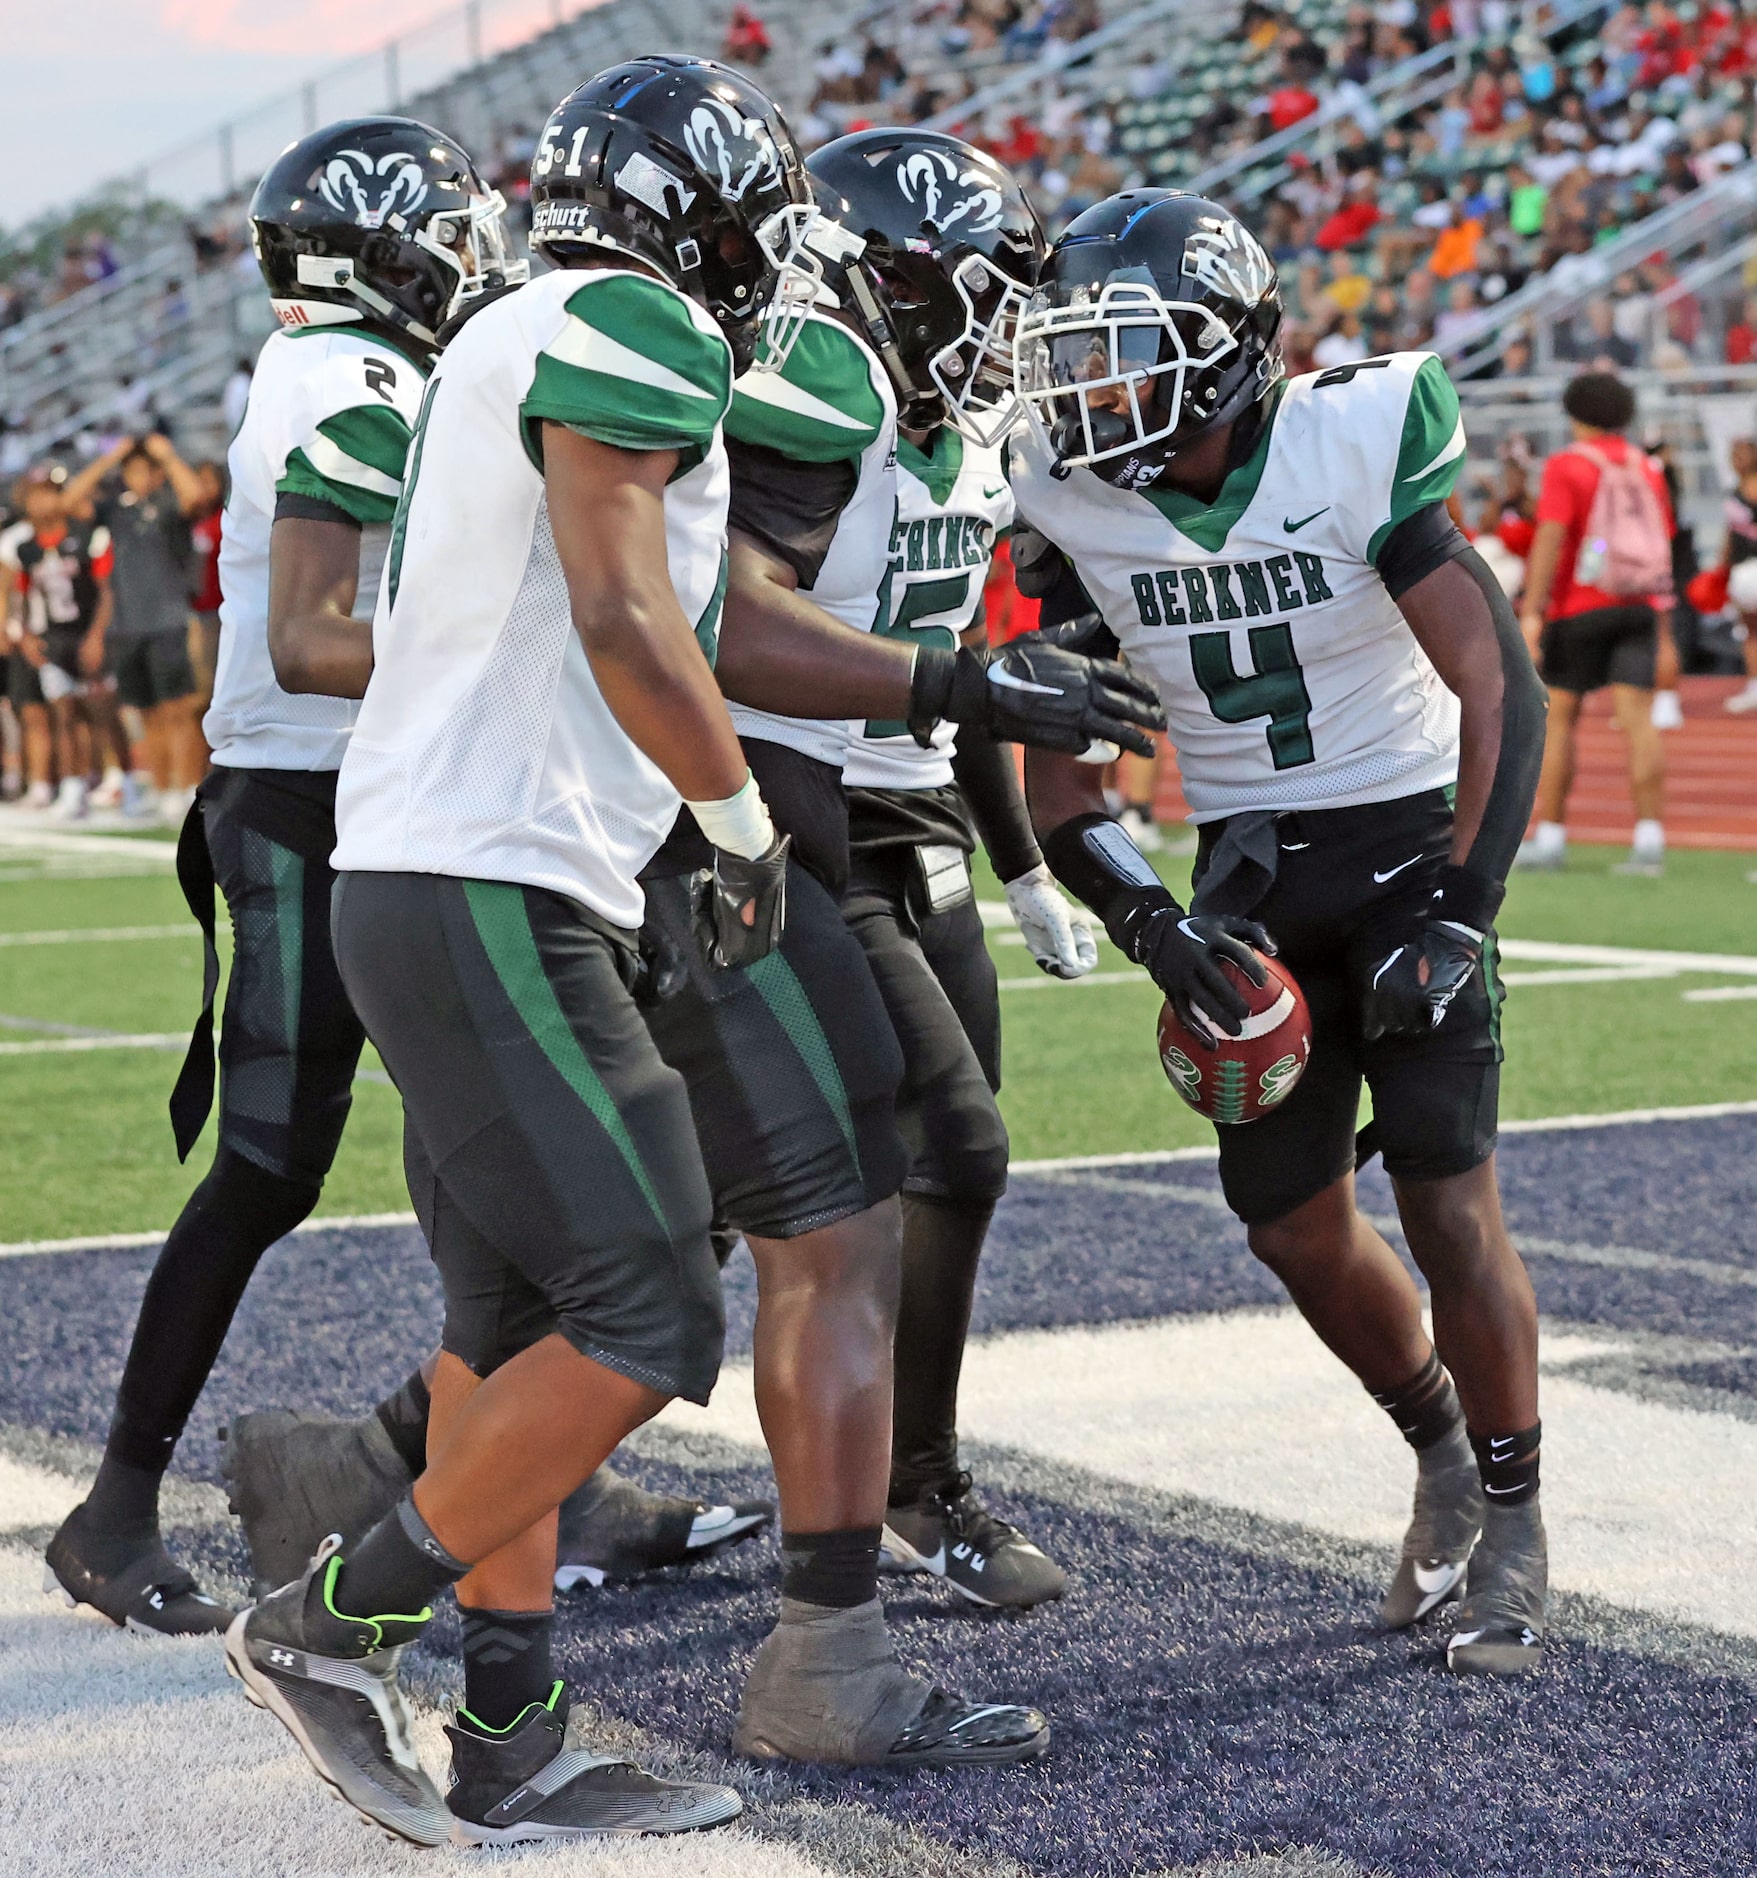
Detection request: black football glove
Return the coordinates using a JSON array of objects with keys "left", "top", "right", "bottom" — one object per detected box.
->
[
  {"left": 908, "top": 637, "right": 1165, "bottom": 759},
  {"left": 1119, "top": 901, "right": 1276, "bottom": 1048},
  {"left": 1360, "top": 865, "right": 1501, "bottom": 1040},
  {"left": 692, "top": 834, "right": 790, "bottom": 971}
]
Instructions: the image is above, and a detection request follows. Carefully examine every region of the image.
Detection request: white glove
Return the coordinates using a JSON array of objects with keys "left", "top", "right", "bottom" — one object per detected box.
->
[{"left": 1005, "top": 862, "right": 1099, "bottom": 980}]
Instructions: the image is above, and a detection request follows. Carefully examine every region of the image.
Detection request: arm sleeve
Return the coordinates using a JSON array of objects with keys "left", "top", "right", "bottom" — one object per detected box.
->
[
  {"left": 520, "top": 274, "right": 733, "bottom": 466},
  {"left": 952, "top": 724, "right": 1042, "bottom": 883},
  {"left": 726, "top": 440, "right": 858, "bottom": 589},
  {"left": 1009, "top": 522, "right": 1104, "bottom": 629},
  {"left": 274, "top": 491, "right": 362, "bottom": 529},
  {"left": 1447, "top": 543, "right": 1549, "bottom": 891},
  {"left": 1373, "top": 500, "right": 1471, "bottom": 600}
]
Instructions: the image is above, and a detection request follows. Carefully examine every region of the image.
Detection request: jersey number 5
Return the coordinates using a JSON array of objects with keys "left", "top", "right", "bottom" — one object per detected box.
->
[
  {"left": 864, "top": 569, "right": 969, "bottom": 739},
  {"left": 1189, "top": 623, "right": 1315, "bottom": 769}
]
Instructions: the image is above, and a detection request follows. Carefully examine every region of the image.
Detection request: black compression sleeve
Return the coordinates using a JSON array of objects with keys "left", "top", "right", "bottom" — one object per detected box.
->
[
  {"left": 1449, "top": 541, "right": 1548, "bottom": 896},
  {"left": 727, "top": 439, "right": 859, "bottom": 589},
  {"left": 1010, "top": 523, "right": 1101, "bottom": 628},
  {"left": 274, "top": 492, "right": 361, "bottom": 529},
  {"left": 1374, "top": 500, "right": 1469, "bottom": 600},
  {"left": 951, "top": 726, "right": 1041, "bottom": 884},
  {"left": 1040, "top": 811, "right": 1179, "bottom": 953}
]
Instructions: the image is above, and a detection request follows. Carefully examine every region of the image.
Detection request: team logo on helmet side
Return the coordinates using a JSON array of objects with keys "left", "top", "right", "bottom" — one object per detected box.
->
[
  {"left": 1180, "top": 216, "right": 1274, "bottom": 306},
  {"left": 895, "top": 149, "right": 1004, "bottom": 237},
  {"left": 315, "top": 149, "right": 430, "bottom": 229},
  {"left": 682, "top": 97, "right": 781, "bottom": 201}
]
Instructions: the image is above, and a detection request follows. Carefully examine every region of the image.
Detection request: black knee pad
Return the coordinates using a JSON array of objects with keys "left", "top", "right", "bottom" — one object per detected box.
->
[{"left": 904, "top": 1122, "right": 1010, "bottom": 1209}]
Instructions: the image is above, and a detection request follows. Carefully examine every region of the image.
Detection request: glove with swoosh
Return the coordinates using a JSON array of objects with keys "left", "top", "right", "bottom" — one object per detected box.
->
[
  {"left": 1361, "top": 864, "right": 1502, "bottom": 1040},
  {"left": 1123, "top": 903, "right": 1276, "bottom": 1045},
  {"left": 908, "top": 635, "right": 1165, "bottom": 759}
]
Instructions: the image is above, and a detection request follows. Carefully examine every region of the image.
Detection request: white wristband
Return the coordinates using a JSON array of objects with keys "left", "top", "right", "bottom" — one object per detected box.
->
[{"left": 686, "top": 771, "right": 776, "bottom": 861}]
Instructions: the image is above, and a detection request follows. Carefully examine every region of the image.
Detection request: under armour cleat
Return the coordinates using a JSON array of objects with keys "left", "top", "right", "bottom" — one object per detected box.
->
[
  {"left": 445, "top": 1684, "right": 742, "bottom": 1844},
  {"left": 44, "top": 1501, "right": 232, "bottom": 1636},
  {"left": 882, "top": 1473, "right": 1067, "bottom": 1610},
  {"left": 553, "top": 1464, "right": 772, "bottom": 1592},
  {"left": 225, "top": 1536, "right": 448, "bottom": 1846},
  {"left": 1380, "top": 1420, "right": 1483, "bottom": 1629},
  {"left": 732, "top": 1595, "right": 1049, "bottom": 1768},
  {"left": 1446, "top": 1500, "right": 1548, "bottom": 1677},
  {"left": 221, "top": 1409, "right": 411, "bottom": 1597}
]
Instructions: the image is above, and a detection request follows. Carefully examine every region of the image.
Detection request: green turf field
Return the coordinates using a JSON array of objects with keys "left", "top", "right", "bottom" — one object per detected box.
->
[{"left": 0, "top": 837, "right": 1751, "bottom": 1242}]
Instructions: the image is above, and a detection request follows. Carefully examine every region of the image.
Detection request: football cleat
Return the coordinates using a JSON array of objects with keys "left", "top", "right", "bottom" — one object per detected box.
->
[
  {"left": 1380, "top": 1420, "right": 1483, "bottom": 1629},
  {"left": 44, "top": 1502, "right": 232, "bottom": 1636},
  {"left": 225, "top": 1536, "right": 448, "bottom": 1845},
  {"left": 1446, "top": 1500, "right": 1548, "bottom": 1677},
  {"left": 733, "top": 1595, "right": 1049, "bottom": 1768},
  {"left": 221, "top": 1409, "right": 411, "bottom": 1598},
  {"left": 881, "top": 1473, "right": 1067, "bottom": 1610},
  {"left": 553, "top": 1466, "right": 772, "bottom": 1592},
  {"left": 445, "top": 1685, "right": 742, "bottom": 1844}
]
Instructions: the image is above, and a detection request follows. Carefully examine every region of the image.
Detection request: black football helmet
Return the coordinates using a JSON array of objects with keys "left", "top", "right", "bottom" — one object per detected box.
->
[
  {"left": 250, "top": 117, "right": 524, "bottom": 355},
  {"left": 1016, "top": 190, "right": 1284, "bottom": 489},
  {"left": 528, "top": 56, "right": 832, "bottom": 374},
  {"left": 806, "top": 129, "right": 1045, "bottom": 442}
]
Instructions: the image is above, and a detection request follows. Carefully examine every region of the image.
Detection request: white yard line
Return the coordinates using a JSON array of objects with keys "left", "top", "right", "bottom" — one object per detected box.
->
[
  {"left": 0, "top": 924, "right": 192, "bottom": 948},
  {"left": 659, "top": 1307, "right": 1757, "bottom": 1641},
  {"left": 1683, "top": 984, "right": 1757, "bottom": 1003},
  {"left": 0, "top": 1211, "right": 418, "bottom": 1263},
  {"left": 0, "top": 1032, "right": 185, "bottom": 1057},
  {"left": 0, "top": 826, "right": 177, "bottom": 859}
]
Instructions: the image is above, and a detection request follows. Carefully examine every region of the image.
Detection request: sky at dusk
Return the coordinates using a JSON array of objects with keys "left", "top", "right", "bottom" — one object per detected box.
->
[{"left": 5, "top": 1, "right": 564, "bottom": 227}]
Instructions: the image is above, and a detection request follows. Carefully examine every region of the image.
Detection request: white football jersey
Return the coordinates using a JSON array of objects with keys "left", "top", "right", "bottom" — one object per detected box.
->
[
  {"left": 842, "top": 427, "right": 1013, "bottom": 791},
  {"left": 725, "top": 308, "right": 898, "bottom": 768},
  {"left": 1010, "top": 352, "right": 1467, "bottom": 821},
  {"left": 207, "top": 325, "right": 428, "bottom": 771},
  {"left": 332, "top": 267, "right": 734, "bottom": 931}
]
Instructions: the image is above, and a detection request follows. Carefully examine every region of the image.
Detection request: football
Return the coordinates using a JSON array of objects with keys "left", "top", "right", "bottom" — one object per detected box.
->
[{"left": 1156, "top": 951, "right": 1312, "bottom": 1125}]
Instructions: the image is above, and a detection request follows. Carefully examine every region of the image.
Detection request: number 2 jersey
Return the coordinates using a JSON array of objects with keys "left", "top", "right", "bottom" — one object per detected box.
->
[
  {"left": 842, "top": 425, "right": 1012, "bottom": 791},
  {"left": 331, "top": 267, "right": 734, "bottom": 932},
  {"left": 1009, "top": 351, "right": 1467, "bottom": 821},
  {"left": 206, "top": 324, "right": 429, "bottom": 771}
]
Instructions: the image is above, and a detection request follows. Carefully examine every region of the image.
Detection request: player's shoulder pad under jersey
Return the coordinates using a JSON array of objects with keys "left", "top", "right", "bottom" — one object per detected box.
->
[
  {"left": 519, "top": 269, "right": 732, "bottom": 462},
  {"left": 1282, "top": 350, "right": 1465, "bottom": 562},
  {"left": 274, "top": 332, "right": 429, "bottom": 528},
  {"left": 725, "top": 312, "right": 886, "bottom": 464}
]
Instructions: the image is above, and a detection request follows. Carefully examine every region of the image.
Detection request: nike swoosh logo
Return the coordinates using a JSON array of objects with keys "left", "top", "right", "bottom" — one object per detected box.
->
[
  {"left": 1414, "top": 1561, "right": 1464, "bottom": 1593},
  {"left": 1371, "top": 948, "right": 1406, "bottom": 990},
  {"left": 1373, "top": 854, "right": 1424, "bottom": 883},
  {"left": 982, "top": 484, "right": 1006, "bottom": 497},
  {"left": 1284, "top": 508, "right": 1329, "bottom": 533},
  {"left": 988, "top": 666, "right": 1062, "bottom": 696}
]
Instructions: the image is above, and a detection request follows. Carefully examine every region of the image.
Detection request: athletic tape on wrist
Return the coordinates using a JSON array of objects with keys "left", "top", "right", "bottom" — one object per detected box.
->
[{"left": 686, "top": 772, "right": 776, "bottom": 861}]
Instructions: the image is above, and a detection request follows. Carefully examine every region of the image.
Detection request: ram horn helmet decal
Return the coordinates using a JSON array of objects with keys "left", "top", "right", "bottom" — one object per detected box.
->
[
  {"left": 895, "top": 148, "right": 1004, "bottom": 237},
  {"left": 681, "top": 96, "right": 781, "bottom": 201},
  {"left": 315, "top": 148, "right": 430, "bottom": 229},
  {"left": 1180, "top": 215, "right": 1274, "bottom": 306}
]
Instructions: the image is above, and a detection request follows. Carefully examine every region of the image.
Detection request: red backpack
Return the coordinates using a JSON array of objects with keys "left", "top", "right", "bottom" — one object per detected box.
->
[{"left": 1568, "top": 442, "right": 1673, "bottom": 599}]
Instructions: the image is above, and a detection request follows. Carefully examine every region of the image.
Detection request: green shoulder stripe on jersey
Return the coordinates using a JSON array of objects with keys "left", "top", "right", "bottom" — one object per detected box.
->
[
  {"left": 521, "top": 274, "right": 731, "bottom": 466},
  {"left": 462, "top": 879, "right": 670, "bottom": 1233},
  {"left": 277, "top": 402, "right": 412, "bottom": 526},
  {"left": 1141, "top": 381, "right": 1285, "bottom": 553},
  {"left": 726, "top": 319, "right": 885, "bottom": 464},
  {"left": 1370, "top": 355, "right": 1465, "bottom": 560},
  {"left": 897, "top": 426, "right": 964, "bottom": 506}
]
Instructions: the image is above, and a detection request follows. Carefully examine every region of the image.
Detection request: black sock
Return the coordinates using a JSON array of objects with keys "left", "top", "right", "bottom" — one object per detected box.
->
[
  {"left": 780, "top": 1528, "right": 882, "bottom": 1610},
  {"left": 460, "top": 1608, "right": 556, "bottom": 1732},
  {"left": 889, "top": 1194, "right": 991, "bottom": 1506},
  {"left": 331, "top": 1496, "right": 469, "bottom": 1618},
  {"left": 373, "top": 1369, "right": 432, "bottom": 1476},
  {"left": 77, "top": 1449, "right": 163, "bottom": 1554},
  {"left": 1369, "top": 1350, "right": 1464, "bottom": 1452},
  {"left": 1470, "top": 1423, "right": 1541, "bottom": 1507},
  {"left": 100, "top": 1146, "right": 319, "bottom": 1483}
]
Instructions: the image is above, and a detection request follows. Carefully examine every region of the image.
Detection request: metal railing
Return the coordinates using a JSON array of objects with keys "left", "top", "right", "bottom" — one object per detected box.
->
[{"left": 1440, "top": 161, "right": 1757, "bottom": 377}]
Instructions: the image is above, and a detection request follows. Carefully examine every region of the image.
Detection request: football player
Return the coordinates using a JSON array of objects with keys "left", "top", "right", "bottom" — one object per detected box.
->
[
  {"left": 224, "top": 61, "right": 817, "bottom": 1844},
  {"left": 1010, "top": 191, "right": 1551, "bottom": 1674},
  {"left": 43, "top": 116, "right": 525, "bottom": 1637},
  {"left": 812, "top": 128, "right": 1086, "bottom": 1609}
]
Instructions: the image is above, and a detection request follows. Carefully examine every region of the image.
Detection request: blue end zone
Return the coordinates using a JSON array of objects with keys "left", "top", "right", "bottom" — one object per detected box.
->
[{"left": 2, "top": 1114, "right": 1755, "bottom": 1875}]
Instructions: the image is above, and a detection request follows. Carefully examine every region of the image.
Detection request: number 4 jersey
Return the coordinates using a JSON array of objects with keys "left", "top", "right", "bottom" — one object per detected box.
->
[{"left": 1009, "top": 351, "right": 1467, "bottom": 821}]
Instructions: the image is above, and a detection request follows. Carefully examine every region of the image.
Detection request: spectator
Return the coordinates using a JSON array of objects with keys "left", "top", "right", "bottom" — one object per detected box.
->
[
  {"left": 1719, "top": 436, "right": 1757, "bottom": 713},
  {"left": 723, "top": 4, "right": 772, "bottom": 65},
  {"left": 1516, "top": 373, "right": 1676, "bottom": 875},
  {"left": 1313, "top": 308, "right": 1370, "bottom": 366},
  {"left": 61, "top": 433, "right": 208, "bottom": 820},
  {"left": 1725, "top": 294, "right": 1757, "bottom": 364}
]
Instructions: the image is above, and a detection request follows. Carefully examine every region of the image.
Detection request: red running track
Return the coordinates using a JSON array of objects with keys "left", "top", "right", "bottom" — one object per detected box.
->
[{"left": 1152, "top": 676, "right": 1757, "bottom": 851}]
